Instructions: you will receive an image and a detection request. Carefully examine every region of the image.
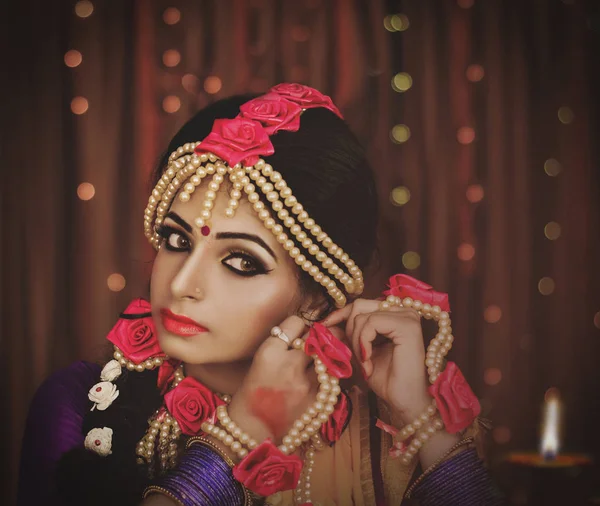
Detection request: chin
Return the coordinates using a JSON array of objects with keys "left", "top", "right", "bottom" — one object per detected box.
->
[{"left": 157, "top": 332, "right": 213, "bottom": 363}]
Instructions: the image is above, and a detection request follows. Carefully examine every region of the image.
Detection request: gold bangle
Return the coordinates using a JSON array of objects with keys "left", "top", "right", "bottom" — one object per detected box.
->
[
  {"left": 404, "top": 436, "right": 475, "bottom": 499},
  {"left": 142, "top": 485, "right": 186, "bottom": 506},
  {"left": 186, "top": 436, "right": 254, "bottom": 506}
]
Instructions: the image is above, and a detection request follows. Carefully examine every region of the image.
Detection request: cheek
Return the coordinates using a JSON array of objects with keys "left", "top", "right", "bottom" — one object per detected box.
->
[{"left": 222, "top": 277, "right": 300, "bottom": 348}]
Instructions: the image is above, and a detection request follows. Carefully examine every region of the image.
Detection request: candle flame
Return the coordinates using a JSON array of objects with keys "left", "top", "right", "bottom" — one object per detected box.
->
[{"left": 540, "top": 391, "right": 561, "bottom": 459}]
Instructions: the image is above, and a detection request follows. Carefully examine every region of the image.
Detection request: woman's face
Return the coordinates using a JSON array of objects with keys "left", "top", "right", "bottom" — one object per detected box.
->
[{"left": 150, "top": 182, "right": 308, "bottom": 364}]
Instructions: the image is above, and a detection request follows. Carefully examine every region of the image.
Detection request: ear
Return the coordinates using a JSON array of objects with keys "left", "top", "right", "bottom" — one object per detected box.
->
[{"left": 298, "top": 294, "right": 330, "bottom": 323}]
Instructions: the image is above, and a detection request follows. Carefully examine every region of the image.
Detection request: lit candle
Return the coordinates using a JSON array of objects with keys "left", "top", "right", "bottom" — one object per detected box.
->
[
  {"left": 502, "top": 389, "right": 593, "bottom": 506},
  {"left": 540, "top": 391, "right": 561, "bottom": 461}
]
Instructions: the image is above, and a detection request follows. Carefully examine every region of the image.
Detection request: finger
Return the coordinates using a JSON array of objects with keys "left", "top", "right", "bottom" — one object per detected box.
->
[
  {"left": 267, "top": 315, "right": 307, "bottom": 350},
  {"left": 346, "top": 299, "right": 404, "bottom": 337},
  {"left": 359, "top": 311, "right": 422, "bottom": 362},
  {"left": 321, "top": 303, "right": 354, "bottom": 327}
]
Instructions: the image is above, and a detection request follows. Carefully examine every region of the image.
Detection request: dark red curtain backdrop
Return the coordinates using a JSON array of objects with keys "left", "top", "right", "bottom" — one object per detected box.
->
[{"left": 2, "top": 1, "right": 599, "bottom": 504}]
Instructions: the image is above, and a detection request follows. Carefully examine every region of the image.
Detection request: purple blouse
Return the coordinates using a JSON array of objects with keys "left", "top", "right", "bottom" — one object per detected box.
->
[{"left": 17, "top": 361, "right": 100, "bottom": 505}]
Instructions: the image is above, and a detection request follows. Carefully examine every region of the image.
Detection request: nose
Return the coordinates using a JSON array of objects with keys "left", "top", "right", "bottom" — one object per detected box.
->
[{"left": 169, "top": 246, "right": 207, "bottom": 301}]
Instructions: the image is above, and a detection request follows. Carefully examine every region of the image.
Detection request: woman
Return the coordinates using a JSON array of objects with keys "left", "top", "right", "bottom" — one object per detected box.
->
[{"left": 18, "top": 84, "right": 503, "bottom": 505}]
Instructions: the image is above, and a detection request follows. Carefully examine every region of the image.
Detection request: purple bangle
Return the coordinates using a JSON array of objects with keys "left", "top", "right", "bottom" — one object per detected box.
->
[
  {"left": 409, "top": 448, "right": 505, "bottom": 506},
  {"left": 144, "top": 443, "right": 246, "bottom": 505}
]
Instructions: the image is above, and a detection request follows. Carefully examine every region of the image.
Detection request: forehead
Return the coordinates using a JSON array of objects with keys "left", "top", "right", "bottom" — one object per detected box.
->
[{"left": 168, "top": 182, "right": 268, "bottom": 235}]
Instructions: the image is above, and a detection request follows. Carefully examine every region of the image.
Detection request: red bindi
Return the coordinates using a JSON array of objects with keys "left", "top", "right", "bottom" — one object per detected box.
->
[{"left": 201, "top": 225, "right": 210, "bottom": 236}]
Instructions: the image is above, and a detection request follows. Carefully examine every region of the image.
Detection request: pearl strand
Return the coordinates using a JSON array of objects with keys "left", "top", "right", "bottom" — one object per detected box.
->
[
  {"left": 113, "top": 346, "right": 165, "bottom": 373},
  {"left": 224, "top": 165, "right": 244, "bottom": 218},
  {"left": 294, "top": 444, "right": 316, "bottom": 505},
  {"left": 242, "top": 164, "right": 347, "bottom": 307},
  {"left": 399, "top": 417, "right": 445, "bottom": 466},
  {"left": 252, "top": 159, "right": 364, "bottom": 294},
  {"left": 247, "top": 166, "right": 348, "bottom": 305}
]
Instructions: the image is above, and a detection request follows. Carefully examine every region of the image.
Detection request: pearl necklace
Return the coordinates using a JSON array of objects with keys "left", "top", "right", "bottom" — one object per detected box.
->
[{"left": 135, "top": 365, "right": 232, "bottom": 477}]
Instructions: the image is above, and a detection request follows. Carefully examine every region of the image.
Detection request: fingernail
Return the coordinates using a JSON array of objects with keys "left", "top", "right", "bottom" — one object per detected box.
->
[
  {"left": 360, "top": 342, "right": 367, "bottom": 362},
  {"left": 361, "top": 365, "right": 370, "bottom": 381}
]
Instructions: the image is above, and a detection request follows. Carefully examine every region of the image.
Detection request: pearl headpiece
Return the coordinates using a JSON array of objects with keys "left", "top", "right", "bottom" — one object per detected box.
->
[{"left": 143, "top": 84, "right": 364, "bottom": 307}]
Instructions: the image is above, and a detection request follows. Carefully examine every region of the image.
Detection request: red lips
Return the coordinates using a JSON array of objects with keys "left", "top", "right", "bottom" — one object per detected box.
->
[{"left": 159, "top": 308, "right": 208, "bottom": 337}]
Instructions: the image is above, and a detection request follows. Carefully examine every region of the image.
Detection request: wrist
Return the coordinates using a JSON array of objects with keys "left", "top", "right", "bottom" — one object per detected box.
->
[
  {"left": 227, "top": 400, "right": 276, "bottom": 443},
  {"left": 391, "top": 389, "right": 434, "bottom": 425}
]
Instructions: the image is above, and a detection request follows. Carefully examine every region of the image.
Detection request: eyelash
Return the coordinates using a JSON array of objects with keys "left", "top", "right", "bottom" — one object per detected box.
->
[{"left": 154, "top": 224, "right": 270, "bottom": 277}]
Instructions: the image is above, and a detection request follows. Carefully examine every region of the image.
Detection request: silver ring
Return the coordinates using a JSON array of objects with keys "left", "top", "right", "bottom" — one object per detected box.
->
[{"left": 270, "top": 326, "right": 292, "bottom": 347}]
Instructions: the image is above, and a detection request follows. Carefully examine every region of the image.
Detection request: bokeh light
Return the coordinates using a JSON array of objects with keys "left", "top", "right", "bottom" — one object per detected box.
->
[
  {"left": 384, "top": 14, "right": 409, "bottom": 32},
  {"left": 593, "top": 312, "right": 600, "bottom": 329},
  {"left": 458, "top": 243, "right": 475, "bottom": 261},
  {"left": 457, "top": 126, "right": 476, "bottom": 145},
  {"left": 402, "top": 251, "right": 421, "bottom": 270},
  {"left": 391, "top": 72, "right": 413, "bottom": 92},
  {"left": 544, "top": 158, "right": 562, "bottom": 177},
  {"left": 163, "top": 7, "right": 181, "bottom": 25},
  {"left": 390, "top": 14, "right": 409, "bottom": 31},
  {"left": 71, "top": 97, "right": 89, "bottom": 115},
  {"left": 484, "top": 305, "right": 502, "bottom": 323},
  {"left": 163, "top": 49, "right": 181, "bottom": 67},
  {"left": 544, "top": 222, "right": 561, "bottom": 240},
  {"left": 162, "top": 96, "right": 181, "bottom": 113},
  {"left": 77, "top": 182, "right": 95, "bottom": 201},
  {"left": 204, "top": 76, "right": 222, "bottom": 94},
  {"left": 538, "top": 277, "right": 555, "bottom": 295},
  {"left": 466, "top": 184, "right": 484, "bottom": 203},
  {"left": 558, "top": 106, "right": 574, "bottom": 124},
  {"left": 484, "top": 368, "right": 502, "bottom": 386},
  {"left": 390, "top": 186, "right": 411, "bottom": 206},
  {"left": 75, "top": 0, "right": 94, "bottom": 18},
  {"left": 64, "top": 50, "right": 83, "bottom": 68},
  {"left": 493, "top": 426, "right": 512, "bottom": 444},
  {"left": 107, "top": 273, "right": 126, "bottom": 292},
  {"left": 466, "top": 64, "right": 484, "bottom": 82},
  {"left": 182, "top": 74, "right": 200, "bottom": 93},
  {"left": 390, "top": 124, "right": 411, "bottom": 144}
]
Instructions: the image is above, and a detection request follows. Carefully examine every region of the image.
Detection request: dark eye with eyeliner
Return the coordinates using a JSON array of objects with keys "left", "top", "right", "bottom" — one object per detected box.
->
[
  {"left": 155, "top": 224, "right": 191, "bottom": 251},
  {"left": 222, "top": 249, "right": 270, "bottom": 277},
  {"left": 155, "top": 224, "right": 270, "bottom": 278}
]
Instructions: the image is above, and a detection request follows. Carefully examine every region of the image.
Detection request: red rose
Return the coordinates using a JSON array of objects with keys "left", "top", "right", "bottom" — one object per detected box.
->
[
  {"left": 195, "top": 118, "right": 274, "bottom": 167},
  {"left": 428, "top": 361, "right": 481, "bottom": 434},
  {"left": 320, "top": 390, "right": 350, "bottom": 444},
  {"left": 157, "top": 359, "right": 180, "bottom": 394},
  {"left": 304, "top": 323, "right": 353, "bottom": 379},
  {"left": 270, "top": 83, "right": 343, "bottom": 118},
  {"left": 106, "top": 298, "right": 165, "bottom": 364},
  {"left": 233, "top": 439, "right": 302, "bottom": 496},
  {"left": 164, "top": 376, "right": 225, "bottom": 435},
  {"left": 239, "top": 93, "right": 302, "bottom": 135},
  {"left": 383, "top": 274, "right": 450, "bottom": 312}
]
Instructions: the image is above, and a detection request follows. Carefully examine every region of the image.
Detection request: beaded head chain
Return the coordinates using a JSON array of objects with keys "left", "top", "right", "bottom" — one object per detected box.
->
[{"left": 143, "top": 84, "right": 364, "bottom": 307}]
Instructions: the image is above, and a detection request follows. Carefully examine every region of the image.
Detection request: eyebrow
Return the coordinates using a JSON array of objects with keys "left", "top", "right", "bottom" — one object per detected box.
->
[{"left": 164, "top": 212, "right": 278, "bottom": 261}]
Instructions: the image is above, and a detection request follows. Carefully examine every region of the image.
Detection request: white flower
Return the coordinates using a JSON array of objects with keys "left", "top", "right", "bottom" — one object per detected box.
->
[
  {"left": 100, "top": 360, "right": 122, "bottom": 382},
  {"left": 84, "top": 427, "right": 113, "bottom": 456},
  {"left": 88, "top": 381, "right": 119, "bottom": 411}
]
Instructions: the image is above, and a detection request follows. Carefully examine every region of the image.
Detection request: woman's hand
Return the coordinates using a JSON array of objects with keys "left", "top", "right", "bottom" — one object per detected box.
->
[
  {"left": 323, "top": 298, "right": 432, "bottom": 423},
  {"left": 227, "top": 316, "right": 345, "bottom": 447}
]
